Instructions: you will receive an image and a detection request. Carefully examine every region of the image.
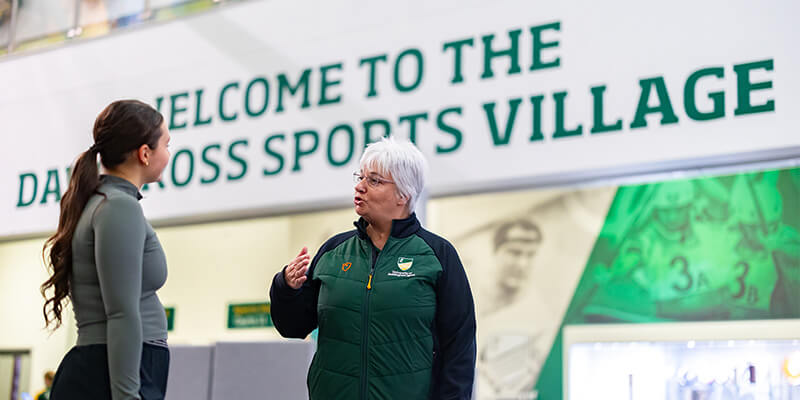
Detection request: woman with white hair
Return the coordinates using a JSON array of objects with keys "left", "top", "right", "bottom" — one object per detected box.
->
[{"left": 270, "top": 137, "right": 477, "bottom": 399}]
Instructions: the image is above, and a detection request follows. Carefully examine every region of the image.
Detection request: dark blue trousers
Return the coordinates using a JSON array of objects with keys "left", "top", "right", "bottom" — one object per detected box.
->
[{"left": 50, "top": 343, "right": 169, "bottom": 400}]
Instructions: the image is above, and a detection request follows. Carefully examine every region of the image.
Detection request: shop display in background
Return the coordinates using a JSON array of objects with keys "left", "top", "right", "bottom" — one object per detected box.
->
[
  {"left": 785, "top": 352, "right": 800, "bottom": 386},
  {"left": 537, "top": 167, "right": 800, "bottom": 399},
  {"left": 666, "top": 362, "right": 800, "bottom": 400},
  {"left": 567, "top": 337, "right": 800, "bottom": 400},
  {"left": 664, "top": 346, "right": 800, "bottom": 400}
]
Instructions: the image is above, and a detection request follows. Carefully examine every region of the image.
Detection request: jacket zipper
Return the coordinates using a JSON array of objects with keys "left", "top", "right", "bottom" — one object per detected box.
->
[{"left": 361, "top": 245, "right": 380, "bottom": 400}]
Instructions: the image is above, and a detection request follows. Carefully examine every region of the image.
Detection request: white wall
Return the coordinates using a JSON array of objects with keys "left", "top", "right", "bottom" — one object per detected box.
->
[
  {"left": 157, "top": 206, "right": 354, "bottom": 345},
  {"left": 156, "top": 216, "right": 291, "bottom": 345}
]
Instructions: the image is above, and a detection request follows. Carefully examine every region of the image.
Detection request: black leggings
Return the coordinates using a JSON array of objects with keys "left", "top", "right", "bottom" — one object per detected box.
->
[{"left": 50, "top": 343, "right": 170, "bottom": 400}]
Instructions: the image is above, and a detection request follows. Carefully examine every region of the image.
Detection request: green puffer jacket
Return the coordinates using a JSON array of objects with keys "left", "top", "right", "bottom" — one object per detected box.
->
[{"left": 270, "top": 214, "right": 476, "bottom": 400}]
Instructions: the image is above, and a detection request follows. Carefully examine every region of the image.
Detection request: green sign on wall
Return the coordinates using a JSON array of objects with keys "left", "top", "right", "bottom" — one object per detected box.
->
[
  {"left": 228, "top": 302, "right": 273, "bottom": 329},
  {"left": 165, "top": 307, "right": 175, "bottom": 332}
]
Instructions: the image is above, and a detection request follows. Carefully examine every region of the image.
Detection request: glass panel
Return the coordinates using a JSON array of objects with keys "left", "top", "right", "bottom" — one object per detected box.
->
[
  {"left": 78, "top": 0, "right": 145, "bottom": 28},
  {"left": 14, "top": 0, "right": 75, "bottom": 43},
  {"left": 149, "top": 0, "right": 196, "bottom": 8},
  {"left": 2, "top": 0, "right": 243, "bottom": 57}
]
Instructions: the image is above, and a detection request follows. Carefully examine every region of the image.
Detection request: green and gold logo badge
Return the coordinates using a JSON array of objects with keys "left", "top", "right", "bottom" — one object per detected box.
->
[{"left": 397, "top": 257, "right": 414, "bottom": 271}]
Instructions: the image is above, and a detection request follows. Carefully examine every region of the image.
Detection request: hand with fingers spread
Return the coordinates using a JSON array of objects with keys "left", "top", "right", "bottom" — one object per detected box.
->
[{"left": 284, "top": 246, "right": 311, "bottom": 289}]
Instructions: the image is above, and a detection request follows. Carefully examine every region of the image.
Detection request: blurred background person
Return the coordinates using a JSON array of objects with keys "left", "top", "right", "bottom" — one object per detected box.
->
[{"left": 34, "top": 371, "right": 54, "bottom": 400}]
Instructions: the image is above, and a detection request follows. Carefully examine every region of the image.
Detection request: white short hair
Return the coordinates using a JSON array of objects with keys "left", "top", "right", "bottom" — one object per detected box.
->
[{"left": 359, "top": 137, "right": 427, "bottom": 213}]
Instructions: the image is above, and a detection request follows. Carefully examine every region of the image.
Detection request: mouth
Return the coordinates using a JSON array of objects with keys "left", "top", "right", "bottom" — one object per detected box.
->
[{"left": 354, "top": 195, "right": 364, "bottom": 205}]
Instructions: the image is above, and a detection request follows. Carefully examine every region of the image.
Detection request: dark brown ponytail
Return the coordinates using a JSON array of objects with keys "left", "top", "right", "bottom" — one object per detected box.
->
[{"left": 41, "top": 100, "right": 164, "bottom": 330}]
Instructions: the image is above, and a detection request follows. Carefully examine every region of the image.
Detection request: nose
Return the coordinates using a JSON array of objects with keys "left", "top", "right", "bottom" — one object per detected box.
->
[{"left": 355, "top": 178, "right": 367, "bottom": 193}]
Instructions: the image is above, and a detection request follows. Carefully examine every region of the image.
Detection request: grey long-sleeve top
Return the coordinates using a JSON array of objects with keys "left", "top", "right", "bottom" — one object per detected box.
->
[{"left": 70, "top": 175, "right": 168, "bottom": 400}]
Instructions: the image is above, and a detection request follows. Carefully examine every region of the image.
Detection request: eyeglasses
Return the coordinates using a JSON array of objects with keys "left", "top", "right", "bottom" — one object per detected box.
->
[{"left": 353, "top": 171, "right": 395, "bottom": 188}]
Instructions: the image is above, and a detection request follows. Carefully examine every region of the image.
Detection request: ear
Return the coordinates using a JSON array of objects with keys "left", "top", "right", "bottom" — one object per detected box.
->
[
  {"left": 137, "top": 144, "right": 151, "bottom": 166},
  {"left": 396, "top": 192, "right": 409, "bottom": 207}
]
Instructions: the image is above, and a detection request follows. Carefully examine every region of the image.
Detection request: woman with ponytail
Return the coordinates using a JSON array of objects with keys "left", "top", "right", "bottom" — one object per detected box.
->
[{"left": 42, "top": 100, "right": 172, "bottom": 400}]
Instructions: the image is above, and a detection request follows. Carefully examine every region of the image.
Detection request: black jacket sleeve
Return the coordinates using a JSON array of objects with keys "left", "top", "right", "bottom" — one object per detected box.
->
[
  {"left": 419, "top": 230, "right": 477, "bottom": 400},
  {"left": 269, "top": 262, "right": 319, "bottom": 339},
  {"left": 269, "top": 231, "right": 356, "bottom": 339}
]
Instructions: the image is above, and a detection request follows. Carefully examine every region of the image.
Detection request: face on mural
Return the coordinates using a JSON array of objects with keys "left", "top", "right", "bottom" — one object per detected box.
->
[
  {"left": 493, "top": 222, "right": 542, "bottom": 295},
  {"left": 651, "top": 181, "right": 696, "bottom": 232},
  {"left": 653, "top": 204, "right": 692, "bottom": 232}
]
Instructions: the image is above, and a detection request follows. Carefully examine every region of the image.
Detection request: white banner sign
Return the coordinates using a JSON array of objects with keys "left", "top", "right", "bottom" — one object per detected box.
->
[{"left": 1, "top": 0, "right": 799, "bottom": 238}]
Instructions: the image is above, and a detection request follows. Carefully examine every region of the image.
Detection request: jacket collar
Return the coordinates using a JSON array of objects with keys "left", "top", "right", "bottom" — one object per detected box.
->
[
  {"left": 100, "top": 174, "right": 143, "bottom": 201},
  {"left": 354, "top": 213, "right": 420, "bottom": 240}
]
